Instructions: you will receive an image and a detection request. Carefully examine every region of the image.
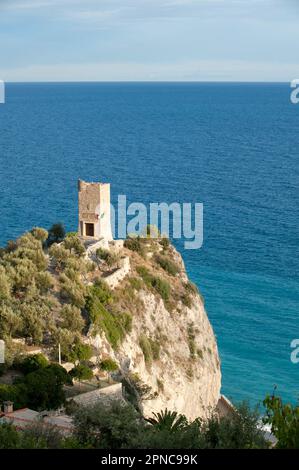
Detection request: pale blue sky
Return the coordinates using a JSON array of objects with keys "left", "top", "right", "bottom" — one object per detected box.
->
[{"left": 0, "top": 0, "right": 299, "bottom": 81}]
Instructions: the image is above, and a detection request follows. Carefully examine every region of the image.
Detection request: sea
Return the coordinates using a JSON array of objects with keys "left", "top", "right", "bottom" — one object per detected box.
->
[{"left": 0, "top": 82, "right": 298, "bottom": 407}]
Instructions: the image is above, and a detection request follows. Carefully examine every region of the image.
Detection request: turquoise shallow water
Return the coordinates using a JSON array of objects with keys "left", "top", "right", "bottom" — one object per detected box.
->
[{"left": 0, "top": 82, "right": 298, "bottom": 405}]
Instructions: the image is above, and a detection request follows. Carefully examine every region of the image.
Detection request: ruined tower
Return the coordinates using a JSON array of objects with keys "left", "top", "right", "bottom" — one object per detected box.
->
[{"left": 78, "top": 180, "right": 113, "bottom": 240}]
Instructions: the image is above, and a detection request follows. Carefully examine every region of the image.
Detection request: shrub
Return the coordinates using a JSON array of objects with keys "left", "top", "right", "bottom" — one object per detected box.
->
[
  {"left": 181, "top": 293, "right": 192, "bottom": 308},
  {"left": 128, "top": 277, "right": 143, "bottom": 291},
  {"left": 49, "top": 244, "right": 69, "bottom": 271},
  {"left": 31, "top": 227, "right": 48, "bottom": 243},
  {"left": 155, "top": 254, "right": 179, "bottom": 276},
  {"left": 263, "top": 394, "right": 299, "bottom": 448},
  {"left": 35, "top": 271, "right": 54, "bottom": 294},
  {"left": 187, "top": 323, "right": 196, "bottom": 359},
  {"left": 185, "top": 281, "right": 198, "bottom": 295},
  {"left": 60, "top": 304, "right": 85, "bottom": 333},
  {"left": 67, "top": 341, "right": 93, "bottom": 363},
  {"left": 159, "top": 237, "right": 170, "bottom": 249},
  {"left": 86, "top": 296, "right": 124, "bottom": 349},
  {"left": 117, "top": 311, "right": 132, "bottom": 333},
  {"left": 63, "top": 235, "right": 85, "bottom": 257},
  {"left": 89, "top": 279, "right": 113, "bottom": 305},
  {"left": 70, "top": 364, "right": 93, "bottom": 381},
  {"left": 59, "top": 274, "right": 86, "bottom": 308},
  {"left": 151, "top": 277, "right": 170, "bottom": 302},
  {"left": 47, "top": 223, "right": 65, "bottom": 246},
  {"left": 139, "top": 335, "right": 152, "bottom": 364},
  {"left": 148, "top": 338, "right": 160, "bottom": 360},
  {"left": 0, "top": 423, "right": 20, "bottom": 449},
  {"left": 124, "top": 237, "right": 145, "bottom": 257},
  {"left": 145, "top": 224, "right": 160, "bottom": 238},
  {"left": 18, "top": 353, "right": 49, "bottom": 374},
  {"left": 100, "top": 358, "right": 118, "bottom": 372},
  {"left": 65, "top": 232, "right": 78, "bottom": 238},
  {"left": 139, "top": 335, "right": 160, "bottom": 363},
  {"left": 23, "top": 364, "right": 68, "bottom": 410},
  {"left": 136, "top": 266, "right": 170, "bottom": 302},
  {"left": 0, "top": 383, "right": 28, "bottom": 409},
  {"left": 96, "top": 248, "right": 119, "bottom": 268}
]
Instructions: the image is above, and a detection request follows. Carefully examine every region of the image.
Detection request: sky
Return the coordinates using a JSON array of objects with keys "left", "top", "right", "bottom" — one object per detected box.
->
[{"left": 0, "top": 0, "right": 299, "bottom": 81}]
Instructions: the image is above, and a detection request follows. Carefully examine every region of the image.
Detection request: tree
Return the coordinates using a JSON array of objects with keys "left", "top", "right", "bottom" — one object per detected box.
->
[
  {"left": 60, "top": 304, "right": 84, "bottom": 333},
  {"left": 31, "top": 227, "right": 48, "bottom": 243},
  {"left": 47, "top": 223, "right": 65, "bottom": 246},
  {"left": 35, "top": 271, "right": 53, "bottom": 294},
  {"left": 23, "top": 364, "right": 69, "bottom": 410},
  {"left": 263, "top": 393, "right": 299, "bottom": 448},
  {"left": 63, "top": 235, "right": 85, "bottom": 257},
  {"left": 100, "top": 358, "right": 118, "bottom": 372},
  {"left": 0, "top": 423, "right": 20, "bottom": 449},
  {"left": 202, "top": 402, "right": 268, "bottom": 449},
  {"left": 68, "top": 341, "right": 93, "bottom": 364},
  {"left": 0, "top": 305, "right": 22, "bottom": 337},
  {"left": 73, "top": 401, "right": 144, "bottom": 448},
  {"left": 146, "top": 409, "right": 188, "bottom": 432},
  {"left": 49, "top": 243, "right": 69, "bottom": 271},
  {"left": 18, "top": 353, "right": 48, "bottom": 374},
  {"left": 70, "top": 364, "right": 93, "bottom": 381}
]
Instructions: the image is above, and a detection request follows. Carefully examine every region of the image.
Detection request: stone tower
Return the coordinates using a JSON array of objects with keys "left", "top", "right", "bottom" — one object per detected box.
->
[{"left": 78, "top": 180, "right": 113, "bottom": 240}]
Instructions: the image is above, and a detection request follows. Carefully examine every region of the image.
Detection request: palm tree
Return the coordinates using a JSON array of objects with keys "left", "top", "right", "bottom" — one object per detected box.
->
[{"left": 146, "top": 409, "right": 188, "bottom": 432}]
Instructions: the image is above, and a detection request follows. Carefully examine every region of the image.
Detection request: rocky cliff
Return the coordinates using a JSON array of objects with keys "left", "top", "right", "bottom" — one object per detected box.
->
[
  {"left": 86, "top": 238, "right": 221, "bottom": 420},
  {"left": 0, "top": 228, "right": 221, "bottom": 420}
]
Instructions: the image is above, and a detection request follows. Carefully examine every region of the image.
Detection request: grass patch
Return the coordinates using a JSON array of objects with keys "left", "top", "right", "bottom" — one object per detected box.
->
[
  {"left": 155, "top": 254, "right": 180, "bottom": 276},
  {"left": 139, "top": 335, "right": 161, "bottom": 364},
  {"left": 181, "top": 292, "right": 192, "bottom": 308},
  {"left": 187, "top": 323, "right": 196, "bottom": 359},
  {"left": 96, "top": 248, "right": 119, "bottom": 268},
  {"left": 100, "top": 358, "right": 118, "bottom": 372},
  {"left": 136, "top": 266, "right": 170, "bottom": 302},
  {"left": 139, "top": 335, "right": 153, "bottom": 364},
  {"left": 85, "top": 283, "right": 132, "bottom": 349},
  {"left": 128, "top": 277, "right": 143, "bottom": 291},
  {"left": 124, "top": 237, "right": 146, "bottom": 257},
  {"left": 184, "top": 281, "right": 198, "bottom": 295}
]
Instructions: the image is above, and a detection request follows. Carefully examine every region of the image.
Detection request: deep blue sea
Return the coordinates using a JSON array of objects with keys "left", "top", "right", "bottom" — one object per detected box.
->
[{"left": 0, "top": 83, "right": 298, "bottom": 406}]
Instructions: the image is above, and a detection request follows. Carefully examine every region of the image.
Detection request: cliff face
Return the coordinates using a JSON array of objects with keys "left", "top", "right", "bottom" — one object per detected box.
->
[{"left": 87, "top": 240, "right": 221, "bottom": 420}]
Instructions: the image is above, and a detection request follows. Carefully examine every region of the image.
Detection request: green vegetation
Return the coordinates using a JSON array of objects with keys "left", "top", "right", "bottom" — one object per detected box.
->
[
  {"left": 85, "top": 280, "right": 132, "bottom": 349},
  {"left": 136, "top": 266, "right": 170, "bottom": 302},
  {"left": 66, "top": 341, "right": 93, "bottom": 364},
  {"left": 17, "top": 353, "right": 48, "bottom": 374},
  {"left": 154, "top": 254, "right": 180, "bottom": 276},
  {"left": 70, "top": 364, "right": 93, "bottom": 381},
  {"left": 2, "top": 394, "right": 298, "bottom": 449},
  {"left": 185, "top": 281, "right": 198, "bottom": 295},
  {"left": 124, "top": 237, "right": 145, "bottom": 257},
  {"left": 139, "top": 335, "right": 160, "bottom": 364},
  {"left": 159, "top": 237, "right": 170, "bottom": 250},
  {"left": 128, "top": 277, "right": 143, "bottom": 291},
  {"left": 46, "top": 223, "right": 65, "bottom": 247},
  {"left": 100, "top": 358, "right": 118, "bottom": 372},
  {"left": 95, "top": 248, "right": 119, "bottom": 268},
  {"left": 263, "top": 393, "right": 299, "bottom": 448},
  {"left": 181, "top": 292, "right": 192, "bottom": 308},
  {"left": 0, "top": 361, "right": 70, "bottom": 411},
  {"left": 187, "top": 323, "right": 196, "bottom": 359}
]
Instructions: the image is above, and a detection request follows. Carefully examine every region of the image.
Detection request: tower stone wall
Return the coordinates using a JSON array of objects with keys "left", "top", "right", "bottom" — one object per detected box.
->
[{"left": 78, "top": 180, "right": 113, "bottom": 240}]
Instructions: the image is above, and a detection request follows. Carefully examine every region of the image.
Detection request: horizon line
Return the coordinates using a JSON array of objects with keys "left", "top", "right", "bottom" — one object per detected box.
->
[{"left": 4, "top": 80, "right": 291, "bottom": 84}]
